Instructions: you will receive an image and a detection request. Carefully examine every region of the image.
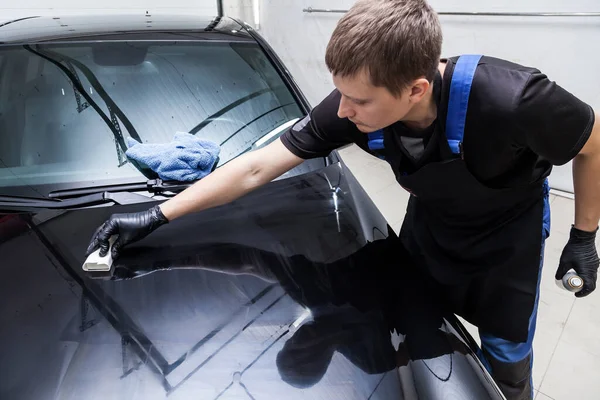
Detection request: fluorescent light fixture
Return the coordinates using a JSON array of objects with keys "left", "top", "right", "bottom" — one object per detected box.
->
[
  {"left": 253, "top": 0, "right": 260, "bottom": 29},
  {"left": 253, "top": 118, "right": 299, "bottom": 148},
  {"left": 550, "top": 188, "right": 575, "bottom": 199}
]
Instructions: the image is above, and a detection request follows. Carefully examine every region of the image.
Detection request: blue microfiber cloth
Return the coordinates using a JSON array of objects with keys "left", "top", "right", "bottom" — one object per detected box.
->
[{"left": 125, "top": 132, "right": 220, "bottom": 181}]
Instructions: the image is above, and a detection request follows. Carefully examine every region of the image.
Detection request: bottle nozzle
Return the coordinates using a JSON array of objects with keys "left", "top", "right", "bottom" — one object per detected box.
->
[{"left": 556, "top": 269, "right": 584, "bottom": 293}]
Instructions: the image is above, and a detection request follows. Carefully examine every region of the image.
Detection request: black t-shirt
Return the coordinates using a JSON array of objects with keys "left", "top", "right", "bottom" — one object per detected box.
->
[{"left": 281, "top": 56, "right": 596, "bottom": 188}]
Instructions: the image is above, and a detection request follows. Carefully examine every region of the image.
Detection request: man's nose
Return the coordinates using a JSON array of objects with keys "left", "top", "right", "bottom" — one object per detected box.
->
[{"left": 337, "top": 97, "right": 355, "bottom": 119}]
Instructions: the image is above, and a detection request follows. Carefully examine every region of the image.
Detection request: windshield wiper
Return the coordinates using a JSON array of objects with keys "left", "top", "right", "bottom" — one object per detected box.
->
[
  {"left": 23, "top": 45, "right": 156, "bottom": 178},
  {"left": 47, "top": 179, "right": 193, "bottom": 199},
  {"left": 0, "top": 194, "right": 59, "bottom": 203},
  {"left": 0, "top": 191, "right": 155, "bottom": 212}
]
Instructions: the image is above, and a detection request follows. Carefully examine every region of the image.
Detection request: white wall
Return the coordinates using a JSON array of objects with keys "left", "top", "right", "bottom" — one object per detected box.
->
[
  {"left": 259, "top": 0, "right": 600, "bottom": 193},
  {"left": 223, "top": 0, "right": 257, "bottom": 27}
]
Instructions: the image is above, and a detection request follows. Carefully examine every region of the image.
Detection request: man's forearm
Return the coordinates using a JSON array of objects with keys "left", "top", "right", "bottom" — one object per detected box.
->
[
  {"left": 573, "top": 151, "right": 600, "bottom": 232},
  {"left": 158, "top": 139, "right": 304, "bottom": 221},
  {"left": 572, "top": 110, "right": 600, "bottom": 232},
  {"left": 158, "top": 152, "right": 264, "bottom": 221}
]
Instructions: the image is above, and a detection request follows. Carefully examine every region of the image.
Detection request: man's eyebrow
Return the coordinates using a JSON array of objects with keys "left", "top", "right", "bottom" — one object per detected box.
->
[{"left": 341, "top": 92, "right": 370, "bottom": 102}]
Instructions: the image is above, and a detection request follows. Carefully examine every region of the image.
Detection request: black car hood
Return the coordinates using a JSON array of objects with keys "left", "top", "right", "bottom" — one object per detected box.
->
[{"left": 0, "top": 161, "right": 504, "bottom": 399}]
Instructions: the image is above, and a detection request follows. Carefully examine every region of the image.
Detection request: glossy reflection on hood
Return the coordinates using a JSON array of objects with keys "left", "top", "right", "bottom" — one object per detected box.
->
[
  {"left": 97, "top": 233, "right": 496, "bottom": 399},
  {"left": 0, "top": 162, "right": 504, "bottom": 400}
]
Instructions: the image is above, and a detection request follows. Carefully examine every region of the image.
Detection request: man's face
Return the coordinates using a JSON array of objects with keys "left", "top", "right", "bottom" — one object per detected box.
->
[{"left": 332, "top": 69, "right": 415, "bottom": 133}]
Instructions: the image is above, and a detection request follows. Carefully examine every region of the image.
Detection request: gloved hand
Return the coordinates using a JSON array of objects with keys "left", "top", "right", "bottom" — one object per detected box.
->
[
  {"left": 85, "top": 205, "right": 169, "bottom": 260},
  {"left": 556, "top": 225, "right": 600, "bottom": 298}
]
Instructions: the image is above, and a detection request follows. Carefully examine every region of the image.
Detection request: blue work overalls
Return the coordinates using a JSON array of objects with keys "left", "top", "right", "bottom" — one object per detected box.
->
[{"left": 368, "top": 55, "right": 551, "bottom": 400}]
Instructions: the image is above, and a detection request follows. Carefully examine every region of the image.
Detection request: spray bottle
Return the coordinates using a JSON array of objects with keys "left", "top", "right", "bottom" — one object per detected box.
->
[{"left": 555, "top": 269, "right": 584, "bottom": 293}]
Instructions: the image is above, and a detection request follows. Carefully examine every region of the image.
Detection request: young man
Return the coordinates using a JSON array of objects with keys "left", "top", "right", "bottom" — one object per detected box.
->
[{"left": 86, "top": 0, "right": 600, "bottom": 398}]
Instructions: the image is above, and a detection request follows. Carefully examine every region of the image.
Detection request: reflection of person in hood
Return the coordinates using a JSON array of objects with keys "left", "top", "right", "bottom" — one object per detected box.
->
[
  {"left": 276, "top": 308, "right": 397, "bottom": 389},
  {"left": 99, "top": 230, "right": 467, "bottom": 389}
]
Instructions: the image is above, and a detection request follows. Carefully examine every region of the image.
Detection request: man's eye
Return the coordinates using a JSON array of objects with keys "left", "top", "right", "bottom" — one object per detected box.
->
[{"left": 353, "top": 100, "right": 368, "bottom": 105}]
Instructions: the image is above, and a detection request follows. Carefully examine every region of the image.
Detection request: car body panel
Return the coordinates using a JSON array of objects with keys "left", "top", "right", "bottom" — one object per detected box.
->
[{"left": 1, "top": 161, "right": 505, "bottom": 400}]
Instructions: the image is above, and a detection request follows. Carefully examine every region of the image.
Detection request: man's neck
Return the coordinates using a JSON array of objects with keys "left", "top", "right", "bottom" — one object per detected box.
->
[
  {"left": 402, "top": 89, "right": 437, "bottom": 131},
  {"left": 401, "top": 62, "right": 446, "bottom": 131}
]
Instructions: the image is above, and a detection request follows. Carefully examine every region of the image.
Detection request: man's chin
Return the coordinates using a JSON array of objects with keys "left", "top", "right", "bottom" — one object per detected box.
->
[
  {"left": 357, "top": 126, "right": 377, "bottom": 133},
  {"left": 356, "top": 124, "right": 377, "bottom": 133}
]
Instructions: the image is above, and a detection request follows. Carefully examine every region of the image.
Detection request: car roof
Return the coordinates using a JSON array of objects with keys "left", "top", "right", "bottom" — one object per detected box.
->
[{"left": 0, "top": 14, "right": 253, "bottom": 44}]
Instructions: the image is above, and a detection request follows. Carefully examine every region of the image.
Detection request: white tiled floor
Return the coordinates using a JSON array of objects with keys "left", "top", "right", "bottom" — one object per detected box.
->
[{"left": 336, "top": 144, "right": 600, "bottom": 400}]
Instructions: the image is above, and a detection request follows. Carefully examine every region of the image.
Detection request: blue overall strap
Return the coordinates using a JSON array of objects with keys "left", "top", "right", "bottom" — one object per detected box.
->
[
  {"left": 445, "top": 54, "right": 483, "bottom": 155},
  {"left": 367, "top": 129, "right": 386, "bottom": 159},
  {"left": 367, "top": 129, "right": 384, "bottom": 151}
]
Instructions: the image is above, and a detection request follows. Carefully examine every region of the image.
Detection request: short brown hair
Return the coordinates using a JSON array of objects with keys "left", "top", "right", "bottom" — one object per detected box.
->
[{"left": 325, "top": 0, "right": 443, "bottom": 96}]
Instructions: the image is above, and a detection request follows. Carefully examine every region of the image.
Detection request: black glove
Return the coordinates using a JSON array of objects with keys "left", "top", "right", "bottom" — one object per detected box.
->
[
  {"left": 556, "top": 225, "right": 599, "bottom": 298},
  {"left": 85, "top": 205, "right": 169, "bottom": 260}
]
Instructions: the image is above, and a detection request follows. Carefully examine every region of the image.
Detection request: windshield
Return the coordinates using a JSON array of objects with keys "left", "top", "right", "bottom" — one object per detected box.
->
[{"left": 0, "top": 40, "right": 303, "bottom": 197}]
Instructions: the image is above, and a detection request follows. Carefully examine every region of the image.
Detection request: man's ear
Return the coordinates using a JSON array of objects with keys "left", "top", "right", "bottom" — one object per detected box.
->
[{"left": 408, "top": 78, "right": 431, "bottom": 103}]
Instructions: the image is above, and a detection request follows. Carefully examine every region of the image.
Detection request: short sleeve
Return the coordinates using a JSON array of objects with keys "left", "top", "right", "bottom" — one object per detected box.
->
[
  {"left": 515, "top": 72, "right": 595, "bottom": 165},
  {"left": 280, "top": 90, "right": 362, "bottom": 159}
]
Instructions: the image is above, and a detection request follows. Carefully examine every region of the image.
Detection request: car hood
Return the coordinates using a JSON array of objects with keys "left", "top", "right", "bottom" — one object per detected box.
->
[{"left": 0, "top": 161, "right": 503, "bottom": 399}]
